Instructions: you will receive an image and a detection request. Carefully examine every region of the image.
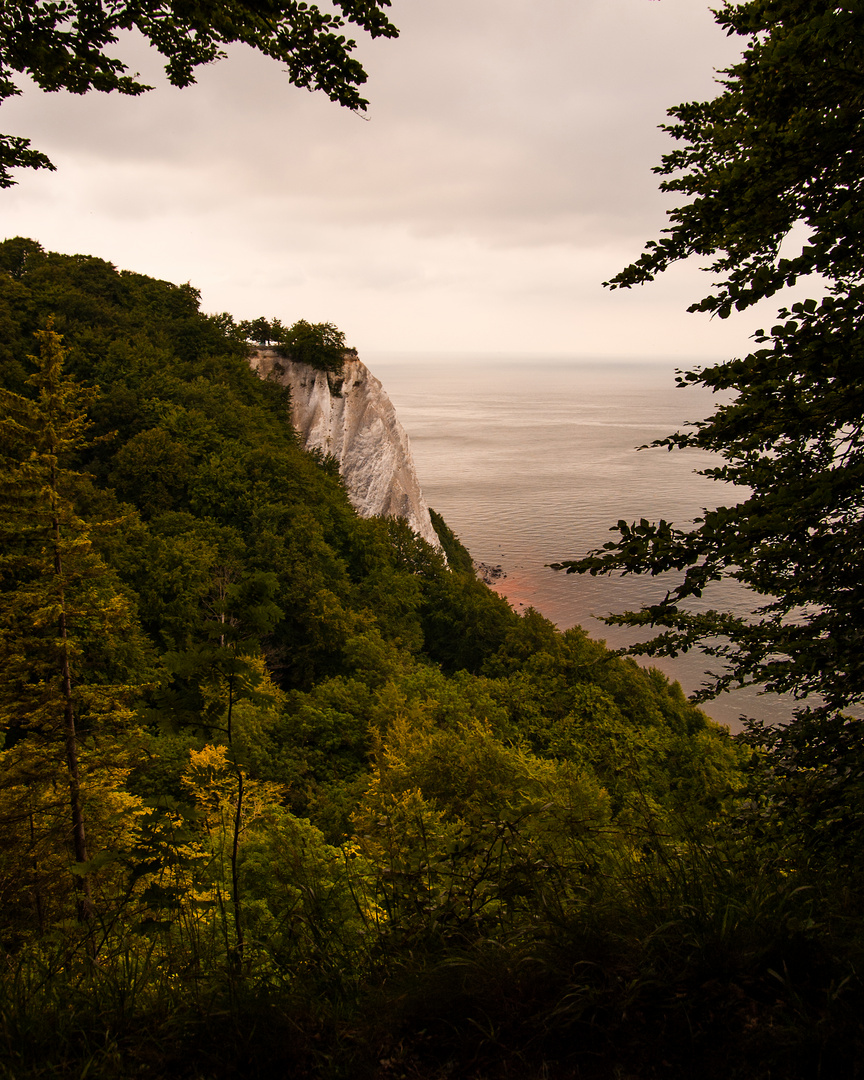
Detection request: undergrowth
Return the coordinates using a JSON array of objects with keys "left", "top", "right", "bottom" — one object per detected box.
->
[{"left": 2, "top": 818, "right": 862, "bottom": 1080}]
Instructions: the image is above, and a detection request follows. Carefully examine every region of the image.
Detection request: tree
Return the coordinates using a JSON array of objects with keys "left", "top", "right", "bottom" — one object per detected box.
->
[
  {"left": 556, "top": 0, "right": 864, "bottom": 718},
  {"left": 0, "top": 325, "right": 148, "bottom": 935},
  {"left": 237, "top": 317, "right": 285, "bottom": 347},
  {"left": 275, "top": 319, "right": 351, "bottom": 373},
  {"left": 0, "top": 0, "right": 399, "bottom": 188},
  {"left": 159, "top": 568, "right": 283, "bottom": 960}
]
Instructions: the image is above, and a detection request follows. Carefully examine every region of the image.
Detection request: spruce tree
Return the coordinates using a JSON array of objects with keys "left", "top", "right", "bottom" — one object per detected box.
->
[{"left": 0, "top": 325, "right": 147, "bottom": 937}]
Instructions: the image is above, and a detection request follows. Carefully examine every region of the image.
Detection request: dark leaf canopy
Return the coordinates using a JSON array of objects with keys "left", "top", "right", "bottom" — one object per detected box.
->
[
  {"left": 0, "top": 0, "right": 398, "bottom": 186},
  {"left": 558, "top": 0, "right": 864, "bottom": 717},
  {"left": 608, "top": 0, "right": 864, "bottom": 318}
]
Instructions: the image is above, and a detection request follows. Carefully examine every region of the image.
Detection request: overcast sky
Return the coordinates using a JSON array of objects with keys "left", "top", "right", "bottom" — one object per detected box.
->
[{"left": 2, "top": 0, "right": 760, "bottom": 360}]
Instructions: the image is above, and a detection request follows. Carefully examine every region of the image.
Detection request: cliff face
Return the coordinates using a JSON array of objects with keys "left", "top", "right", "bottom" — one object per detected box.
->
[{"left": 251, "top": 349, "right": 441, "bottom": 550}]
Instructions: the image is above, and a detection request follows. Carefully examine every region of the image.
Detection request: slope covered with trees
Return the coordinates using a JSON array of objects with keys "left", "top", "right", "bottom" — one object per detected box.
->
[{"left": 0, "top": 238, "right": 861, "bottom": 1078}]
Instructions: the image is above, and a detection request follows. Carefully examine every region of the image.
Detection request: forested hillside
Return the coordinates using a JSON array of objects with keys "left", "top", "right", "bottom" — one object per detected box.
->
[{"left": 0, "top": 239, "right": 861, "bottom": 1079}]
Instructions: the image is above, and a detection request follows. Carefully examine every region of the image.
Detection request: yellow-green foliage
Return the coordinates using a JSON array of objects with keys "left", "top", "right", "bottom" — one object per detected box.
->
[
  {"left": 488, "top": 625, "right": 744, "bottom": 825},
  {"left": 352, "top": 714, "right": 613, "bottom": 942}
]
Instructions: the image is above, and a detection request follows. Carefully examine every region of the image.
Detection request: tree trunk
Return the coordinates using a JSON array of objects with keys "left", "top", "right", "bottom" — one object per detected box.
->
[
  {"left": 53, "top": 495, "right": 93, "bottom": 925},
  {"left": 226, "top": 674, "right": 244, "bottom": 960}
]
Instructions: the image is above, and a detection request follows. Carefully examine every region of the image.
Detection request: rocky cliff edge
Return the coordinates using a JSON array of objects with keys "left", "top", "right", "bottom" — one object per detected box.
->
[{"left": 251, "top": 348, "right": 441, "bottom": 551}]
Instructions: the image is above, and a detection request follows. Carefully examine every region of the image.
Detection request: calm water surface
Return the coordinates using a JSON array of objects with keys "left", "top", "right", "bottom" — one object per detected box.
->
[{"left": 370, "top": 355, "right": 798, "bottom": 731}]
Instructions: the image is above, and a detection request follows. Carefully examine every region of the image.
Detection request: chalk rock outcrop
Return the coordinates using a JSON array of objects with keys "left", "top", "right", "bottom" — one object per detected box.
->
[{"left": 251, "top": 348, "right": 441, "bottom": 550}]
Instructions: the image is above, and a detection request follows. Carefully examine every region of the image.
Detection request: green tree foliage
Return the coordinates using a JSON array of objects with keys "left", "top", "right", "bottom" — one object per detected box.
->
[
  {"left": 0, "top": 326, "right": 150, "bottom": 938},
  {"left": 353, "top": 712, "right": 612, "bottom": 948},
  {"left": 484, "top": 617, "right": 743, "bottom": 826},
  {"left": 159, "top": 569, "right": 283, "bottom": 957},
  {"left": 0, "top": 240, "right": 383, "bottom": 688},
  {"left": 0, "top": 0, "right": 399, "bottom": 187},
  {"left": 238, "top": 316, "right": 352, "bottom": 372},
  {"left": 0, "top": 240, "right": 784, "bottom": 1079},
  {"left": 429, "top": 506, "right": 475, "bottom": 574},
  {"left": 237, "top": 316, "right": 286, "bottom": 347},
  {"left": 276, "top": 318, "right": 352, "bottom": 374},
  {"left": 557, "top": 0, "right": 864, "bottom": 719}
]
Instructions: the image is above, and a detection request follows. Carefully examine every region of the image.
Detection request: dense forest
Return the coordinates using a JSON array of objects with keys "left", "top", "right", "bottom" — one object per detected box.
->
[{"left": 0, "top": 237, "right": 861, "bottom": 1078}]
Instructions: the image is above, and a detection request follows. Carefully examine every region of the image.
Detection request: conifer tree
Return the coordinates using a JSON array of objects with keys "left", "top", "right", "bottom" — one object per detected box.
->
[{"left": 0, "top": 325, "right": 146, "bottom": 935}]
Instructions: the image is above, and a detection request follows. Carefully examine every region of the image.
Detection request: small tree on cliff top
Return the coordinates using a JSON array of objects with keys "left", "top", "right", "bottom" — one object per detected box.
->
[
  {"left": 276, "top": 319, "right": 350, "bottom": 374},
  {"left": 238, "top": 318, "right": 349, "bottom": 373}
]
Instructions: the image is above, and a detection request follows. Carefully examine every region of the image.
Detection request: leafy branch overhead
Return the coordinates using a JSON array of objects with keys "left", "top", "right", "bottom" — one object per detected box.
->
[
  {"left": 0, "top": 0, "right": 399, "bottom": 187},
  {"left": 556, "top": 0, "right": 864, "bottom": 718},
  {"left": 605, "top": 0, "right": 864, "bottom": 320}
]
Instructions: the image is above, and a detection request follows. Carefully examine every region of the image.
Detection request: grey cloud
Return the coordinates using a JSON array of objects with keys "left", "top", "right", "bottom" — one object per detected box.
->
[
  {"left": 1, "top": 0, "right": 756, "bottom": 358},
  {"left": 3, "top": 0, "right": 740, "bottom": 249}
]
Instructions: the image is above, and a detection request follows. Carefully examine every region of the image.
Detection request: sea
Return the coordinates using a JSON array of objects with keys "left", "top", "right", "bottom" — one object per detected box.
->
[{"left": 369, "top": 354, "right": 799, "bottom": 733}]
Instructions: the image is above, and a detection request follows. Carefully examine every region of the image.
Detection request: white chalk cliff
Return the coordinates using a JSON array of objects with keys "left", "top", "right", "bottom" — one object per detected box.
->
[{"left": 251, "top": 348, "right": 441, "bottom": 550}]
